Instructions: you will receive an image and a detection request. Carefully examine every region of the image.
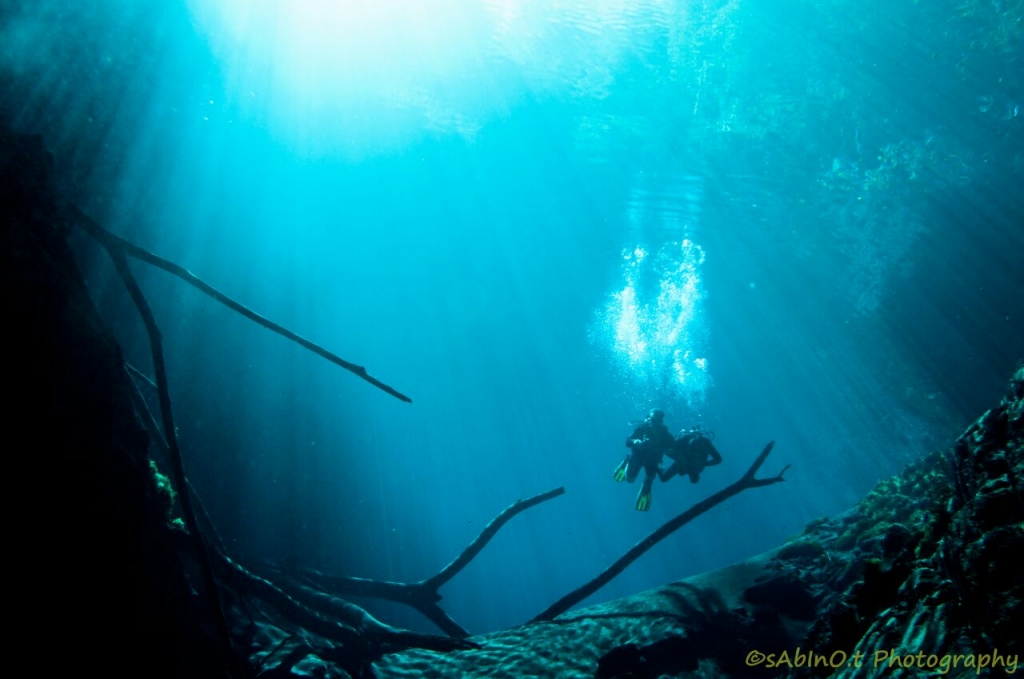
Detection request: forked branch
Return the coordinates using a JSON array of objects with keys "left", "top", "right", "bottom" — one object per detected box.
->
[
  {"left": 532, "top": 442, "right": 786, "bottom": 622},
  {"left": 290, "top": 487, "right": 566, "bottom": 637}
]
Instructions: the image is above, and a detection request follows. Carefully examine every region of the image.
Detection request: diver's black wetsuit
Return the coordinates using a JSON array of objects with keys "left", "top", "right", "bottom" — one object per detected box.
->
[
  {"left": 625, "top": 419, "right": 674, "bottom": 482},
  {"left": 616, "top": 411, "right": 675, "bottom": 511},
  {"left": 660, "top": 432, "right": 722, "bottom": 483}
]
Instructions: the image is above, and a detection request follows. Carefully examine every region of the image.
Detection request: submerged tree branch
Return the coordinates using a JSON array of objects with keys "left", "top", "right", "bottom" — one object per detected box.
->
[
  {"left": 65, "top": 200, "right": 411, "bottom": 403},
  {"left": 129, "top": 361, "right": 475, "bottom": 661},
  {"left": 207, "top": 547, "right": 478, "bottom": 659},
  {"left": 293, "top": 486, "right": 566, "bottom": 637},
  {"left": 425, "top": 486, "right": 566, "bottom": 591},
  {"left": 531, "top": 442, "right": 786, "bottom": 623},
  {"left": 99, "top": 244, "right": 240, "bottom": 676}
]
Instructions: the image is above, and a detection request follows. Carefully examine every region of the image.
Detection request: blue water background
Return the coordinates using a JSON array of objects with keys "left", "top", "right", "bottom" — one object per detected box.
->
[{"left": 2, "top": 0, "right": 1022, "bottom": 634}]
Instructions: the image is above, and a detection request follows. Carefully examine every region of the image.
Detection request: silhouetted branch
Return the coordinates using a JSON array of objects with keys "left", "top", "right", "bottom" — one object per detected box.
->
[
  {"left": 532, "top": 442, "right": 785, "bottom": 622},
  {"left": 267, "top": 570, "right": 481, "bottom": 654},
  {"left": 270, "top": 568, "right": 471, "bottom": 638},
  {"left": 98, "top": 243, "right": 239, "bottom": 675},
  {"left": 212, "top": 548, "right": 368, "bottom": 651},
  {"left": 65, "top": 199, "right": 411, "bottom": 403},
  {"left": 293, "top": 486, "right": 566, "bottom": 637},
  {"left": 130, "top": 361, "right": 472, "bottom": 663},
  {"left": 204, "top": 546, "right": 480, "bottom": 659},
  {"left": 426, "top": 486, "right": 566, "bottom": 590}
]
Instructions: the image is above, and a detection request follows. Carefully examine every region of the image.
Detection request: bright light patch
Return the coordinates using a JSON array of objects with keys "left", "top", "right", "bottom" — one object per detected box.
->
[
  {"left": 188, "top": 0, "right": 497, "bottom": 155},
  {"left": 596, "top": 239, "right": 711, "bottom": 409},
  {"left": 196, "top": 0, "right": 478, "bottom": 83},
  {"left": 185, "top": 0, "right": 687, "bottom": 156}
]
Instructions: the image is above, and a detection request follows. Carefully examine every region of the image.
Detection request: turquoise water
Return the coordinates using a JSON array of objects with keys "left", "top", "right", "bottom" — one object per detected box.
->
[{"left": 3, "top": 0, "right": 1021, "bottom": 634}]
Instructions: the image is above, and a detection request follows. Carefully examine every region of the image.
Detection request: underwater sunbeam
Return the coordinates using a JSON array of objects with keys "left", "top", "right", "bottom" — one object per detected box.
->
[{"left": 185, "top": 0, "right": 495, "bottom": 155}]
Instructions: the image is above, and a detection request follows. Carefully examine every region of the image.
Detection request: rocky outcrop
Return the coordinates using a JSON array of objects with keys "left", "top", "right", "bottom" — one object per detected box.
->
[{"left": 788, "top": 368, "right": 1023, "bottom": 679}]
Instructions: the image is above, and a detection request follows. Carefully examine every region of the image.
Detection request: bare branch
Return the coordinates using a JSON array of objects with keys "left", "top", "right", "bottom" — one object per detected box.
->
[
  {"left": 65, "top": 200, "right": 411, "bottom": 403},
  {"left": 296, "top": 487, "right": 566, "bottom": 636},
  {"left": 425, "top": 486, "right": 566, "bottom": 590},
  {"left": 532, "top": 442, "right": 785, "bottom": 622},
  {"left": 96, "top": 243, "right": 239, "bottom": 674}
]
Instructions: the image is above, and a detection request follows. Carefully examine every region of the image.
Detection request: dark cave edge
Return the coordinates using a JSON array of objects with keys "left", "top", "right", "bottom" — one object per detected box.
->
[
  {"left": 5, "top": 127, "right": 229, "bottom": 676},
  {"left": 595, "top": 366, "right": 1022, "bottom": 679},
  {"left": 2, "top": 127, "right": 473, "bottom": 679}
]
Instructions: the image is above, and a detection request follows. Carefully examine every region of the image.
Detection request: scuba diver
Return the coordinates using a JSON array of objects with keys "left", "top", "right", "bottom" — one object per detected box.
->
[
  {"left": 660, "top": 425, "right": 722, "bottom": 484},
  {"left": 613, "top": 409, "right": 674, "bottom": 511}
]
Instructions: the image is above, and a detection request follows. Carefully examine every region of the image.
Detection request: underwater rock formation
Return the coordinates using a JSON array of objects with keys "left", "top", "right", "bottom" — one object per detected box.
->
[{"left": 791, "top": 369, "right": 1023, "bottom": 679}]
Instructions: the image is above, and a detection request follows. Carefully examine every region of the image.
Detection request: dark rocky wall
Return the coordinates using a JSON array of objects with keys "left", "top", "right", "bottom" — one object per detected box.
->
[
  {"left": 2, "top": 126, "right": 224, "bottom": 677},
  {"left": 779, "top": 367, "right": 1023, "bottom": 678}
]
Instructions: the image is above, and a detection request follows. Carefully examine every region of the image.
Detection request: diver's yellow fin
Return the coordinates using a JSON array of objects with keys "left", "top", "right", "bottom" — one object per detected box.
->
[
  {"left": 613, "top": 460, "right": 628, "bottom": 482},
  {"left": 635, "top": 481, "right": 653, "bottom": 511}
]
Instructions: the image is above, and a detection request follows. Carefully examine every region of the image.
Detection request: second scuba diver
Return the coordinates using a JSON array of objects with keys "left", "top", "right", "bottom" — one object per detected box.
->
[{"left": 660, "top": 425, "right": 722, "bottom": 483}]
